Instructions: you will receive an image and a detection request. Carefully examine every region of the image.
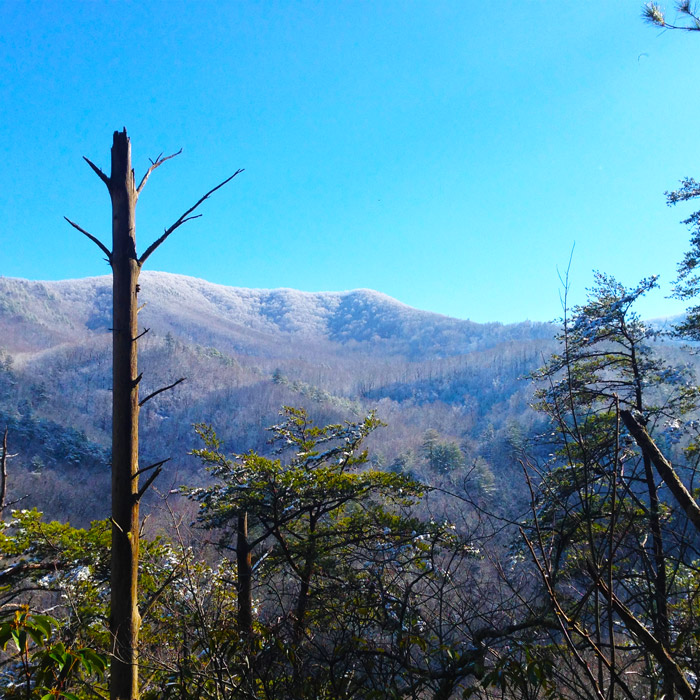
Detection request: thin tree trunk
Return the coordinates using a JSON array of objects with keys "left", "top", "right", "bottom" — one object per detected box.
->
[
  {"left": 237, "top": 512, "right": 253, "bottom": 637},
  {"left": 621, "top": 410, "right": 700, "bottom": 533},
  {"left": 644, "top": 451, "right": 674, "bottom": 700},
  {"left": 294, "top": 514, "right": 317, "bottom": 642},
  {"left": 109, "top": 129, "right": 141, "bottom": 700},
  {"left": 631, "top": 350, "right": 673, "bottom": 700},
  {"left": 0, "top": 427, "right": 7, "bottom": 519}
]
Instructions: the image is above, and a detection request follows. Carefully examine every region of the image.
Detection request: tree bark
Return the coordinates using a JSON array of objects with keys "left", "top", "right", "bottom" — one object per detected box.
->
[
  {"left": 0, "top": 427, "right": 8, "bottom": 519},
  {"left": 237, "top": 512, "right": 253, "bottom": 637},
  {"left": 109, "top": 129, "right": 141, "bottom": 700}
]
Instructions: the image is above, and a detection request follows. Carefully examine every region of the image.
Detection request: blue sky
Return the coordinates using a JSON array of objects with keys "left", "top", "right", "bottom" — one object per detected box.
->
[{"left": 2, "top": 1, "right": 700, "bottom": 323}]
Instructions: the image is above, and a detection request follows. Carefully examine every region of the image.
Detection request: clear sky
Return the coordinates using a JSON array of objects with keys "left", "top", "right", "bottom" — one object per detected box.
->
[{"left": 2, "top": 1, "right": 700, "bottom": 324}]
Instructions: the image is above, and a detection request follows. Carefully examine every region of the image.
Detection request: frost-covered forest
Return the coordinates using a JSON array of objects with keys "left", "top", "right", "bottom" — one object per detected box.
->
[{"left": 0, "top": 271, "right": 556, "bottom": 524}]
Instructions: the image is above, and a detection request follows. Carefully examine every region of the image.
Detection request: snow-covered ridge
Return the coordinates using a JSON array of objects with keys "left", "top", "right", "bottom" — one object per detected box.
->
[{"left": 0, "top": 271, "right": 554, "bottom": 359}]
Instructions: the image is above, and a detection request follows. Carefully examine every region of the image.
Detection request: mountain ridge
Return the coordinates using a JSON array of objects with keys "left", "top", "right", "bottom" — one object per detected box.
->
[
  {"left": 0, "top": 270, "right": 558, "bottom": 522},
  {"left": 0, "top": 271, "right": 554, "bottom": 361}
]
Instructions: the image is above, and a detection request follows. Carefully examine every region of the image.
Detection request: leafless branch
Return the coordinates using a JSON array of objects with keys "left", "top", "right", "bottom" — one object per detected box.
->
[
  {"left": 3, "top": 494, "right": 27, "bottom": 510},
  {"left": 139, "top": 378, "right": 186, "bottom": 407},
  {"left": 134, "top": 459, "right": 170, "bottom": 479},
  {"left": 139, "top": 561, "right": 184, "bottom": 621},
  {"left": 136, "top": 149, "right": 182, "bottom": 196},
  {"left": 520, "top": 528, "right": 608, "bottom": 700},
  {"left": 138, "top": 169, "right": 244, "bottom": 266},
  {"left": 589, "top": 563, "right": 695, "bottom": 700},
  {"left": 0, "top": 560, "right": 67, "bottom": 584},
  {"left": 83, "top": 156, "right": 110, "bottom": 188},
  {"left": 133, "top": 328, "right": 150, "bottom": 342},
  {"left": 135, "top": 466, "right": 163, "bottom": 503},
  {"left": 64, "top": 217, "right": 112, "bottom": 263}
]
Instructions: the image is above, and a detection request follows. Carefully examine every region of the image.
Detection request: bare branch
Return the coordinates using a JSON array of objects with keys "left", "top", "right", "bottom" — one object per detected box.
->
[
  {"left": 3, "top": 494, "right": 27, "bottom": 510},
  {"left": 133, "top": 328, "right": 150, "bottom": 342},
  {"left": 64, "top": 217, "right": 112, "bottom": 263},
  {"left": 139, "top": 561, "right": 184, "bottom": 621},
  {"left": 0, "top": 560, "right": 67, "bottom": 584},
  {"left": 139, "top": 378, "right": 186, "bottom": 407},
  {"left": 521, "top": 529, "right": 608, "bottom": 700},
  {"left": 136, "top": 149, "right": 182, "bottom": 196},
  {"left": 135, "top": 466, "right": 162, "bottom": 503},
  {"left": 133, "top": 459, "right": 170, "bottom": 480},
  {"left": 138, "top": 169, "right": 244, "bottom": 266},
  {"left": 83, "top": 156, "right": 110, "bottom": 188}
]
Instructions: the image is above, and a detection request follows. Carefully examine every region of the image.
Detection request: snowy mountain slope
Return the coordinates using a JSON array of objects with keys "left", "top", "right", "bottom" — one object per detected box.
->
[
  {"left": 0, "top": 272, "right": 553, "bottom": 360},
  {"left": 0, "top": 271, "right": 558, "bottom": 522}
]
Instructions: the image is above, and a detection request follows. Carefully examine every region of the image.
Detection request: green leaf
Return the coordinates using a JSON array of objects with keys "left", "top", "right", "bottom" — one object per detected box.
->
[
  {"left": 31, "top": 614, "right": 57, "bottom": 637},
  {"left": 0, "top": 623, "right": 12, "bottom": 649},
  {"left": 80, "top": 647, "right": 107, "bottom": 672},
  {"left": 27, "top": 627, "right": 45, "bottom": 646},
  {"left": 12, "top": 628, "right": 27, "bottom": 652}
]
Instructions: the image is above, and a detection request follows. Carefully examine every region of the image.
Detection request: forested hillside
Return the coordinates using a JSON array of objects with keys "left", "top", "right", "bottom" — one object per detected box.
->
[
  {"left": 0, "top": 271, "right": 555, "bottom": 522},
  {"left": 4, "top": 264, "right": 700, "bottom": 699},
  {"left": 0, "top": 258, "right": 700, "bottom": 700}
]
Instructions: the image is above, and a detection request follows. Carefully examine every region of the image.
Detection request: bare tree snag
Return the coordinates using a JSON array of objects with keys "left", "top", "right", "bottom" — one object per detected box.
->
[
  {"left": 108, "top": 128, "right": 141, "bottom": 700},
  {"left": 0, "top": 427, "right": 8, "bottom": 519},
  {"left": 68, "top": 129, "right": 242, "bottom": 700}
]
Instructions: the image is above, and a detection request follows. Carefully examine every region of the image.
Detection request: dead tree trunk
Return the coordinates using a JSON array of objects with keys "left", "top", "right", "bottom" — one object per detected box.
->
[
  {"left": 0, "top": 427, "right": 8, "bottom": 519},
  {"left": 109, "top": 130, "right": 141, "bottom": 700},
  {"left": 67, "top": 129, "right": 242, "bottom": 700}
]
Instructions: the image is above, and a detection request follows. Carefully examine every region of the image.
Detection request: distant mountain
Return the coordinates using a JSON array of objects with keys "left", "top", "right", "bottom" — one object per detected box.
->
[
  {"left": 0, "top": 272, "right": 554, "bottom": 360},
  {"left": 0, "top": 272, "right": 557, "bottom": 523}
]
